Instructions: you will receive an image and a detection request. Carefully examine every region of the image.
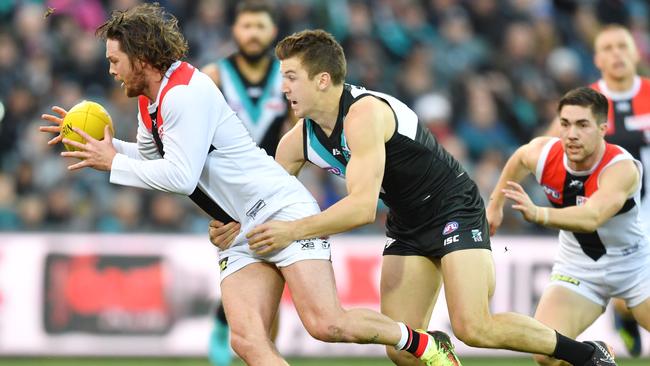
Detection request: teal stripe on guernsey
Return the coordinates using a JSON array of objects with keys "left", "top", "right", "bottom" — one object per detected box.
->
[
  {"left": 256, "top": 60, "right": 281, "bottom": 121},
  {"left": 219, "top": 59, "right": 259, "bottom": 123},
  {"left": 306, "top": 120, "right": 347, "bottom": 175},
  {"left": 340, "top": 133, "right": 350, "bottom": 161}
]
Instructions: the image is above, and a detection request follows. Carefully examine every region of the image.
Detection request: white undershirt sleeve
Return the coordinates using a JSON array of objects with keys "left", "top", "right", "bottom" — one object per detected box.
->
[{"left": 112, "top": 138, "right": 139, "bottom": 159}]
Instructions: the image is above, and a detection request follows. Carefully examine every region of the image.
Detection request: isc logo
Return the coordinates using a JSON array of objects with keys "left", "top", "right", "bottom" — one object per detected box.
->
[{"left": 443, "top": 235, "right": 459, "bottom": 246}]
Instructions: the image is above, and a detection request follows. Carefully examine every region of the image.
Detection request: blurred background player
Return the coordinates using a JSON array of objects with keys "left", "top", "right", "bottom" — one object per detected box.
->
[
  {"left": 547, "top": 24, "right": 650, "bottom": 357},
  {"left": 208, "top": 301, "right": 232, "bottom": 366},
  {"left": 201, "top": 0, "right": 290, "bottom": 158},
  {"left": 489, "top": 86, "right": 650, "bottom": 365},
  {"left": 592, "top": 25, "right": 649, "bottom": 357},
  {"left": 208, "top": 304, "right": 231, "bottom": 366},
  {"left": 201, "top": 2, "right": 288, "bottom": 365}
]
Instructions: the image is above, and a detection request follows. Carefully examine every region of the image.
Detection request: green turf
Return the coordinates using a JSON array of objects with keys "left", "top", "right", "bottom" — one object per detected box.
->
[{"left": 0, "top": 358, "right": 648, "bottom": 366}]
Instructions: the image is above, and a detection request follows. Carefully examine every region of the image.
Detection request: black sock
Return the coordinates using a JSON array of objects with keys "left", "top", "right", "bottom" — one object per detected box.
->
[
  {"left": 552, "top": 331, "right": 594, "bottom": 365},
  {"left": 215, "top": 302, "right": 228, "bottom": 325},
  {"left": 400, "top": 325, "right": 427, "bottom": 357}
]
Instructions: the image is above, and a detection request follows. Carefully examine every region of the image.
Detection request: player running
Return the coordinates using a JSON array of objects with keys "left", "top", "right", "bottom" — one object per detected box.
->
[{"left": 489, "top": 87, "right": 649, "bottom": 365}]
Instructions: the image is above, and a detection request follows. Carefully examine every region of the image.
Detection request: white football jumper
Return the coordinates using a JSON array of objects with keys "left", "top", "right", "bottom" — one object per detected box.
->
[
  {"left": 110, "top": 61, "right": 330, "bottom": 279},
  {"left": 535, "top": 138, "right": 650, "bottom": 307}
]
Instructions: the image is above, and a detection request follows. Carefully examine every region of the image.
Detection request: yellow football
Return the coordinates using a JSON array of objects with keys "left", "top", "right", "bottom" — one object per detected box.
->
[{"left": 61, "top": 100, "right": 114, "bottom": 151}]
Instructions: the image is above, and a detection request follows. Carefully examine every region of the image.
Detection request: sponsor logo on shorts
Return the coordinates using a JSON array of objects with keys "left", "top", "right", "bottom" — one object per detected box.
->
[
  {"left": 219, "top": 257, "right": 228, "bottom": 272},
  {"left": 443, "top": 221, "right": 459, "bottom": 235},
  {"left": 443, "top": 235, "right": 459, "bottom": 246},
  {"left": 622, "top": 243, "right": 639, "bottom": 256},
  {"left": 385, "top": 238, "right": 396, "bottom": 249},
  {"left": 246, "top": 199, "right": 266, "bottom": 219},
  {"left": 299, "top": 240, "right": 315, "bottom": 250},
  {"left": 321, "top": 240, "right": 331, "bottom": 249},
  {"left": 471, "top": 229, "right": 483, "bottom": 242},
  {"left": 550, "top": 273, "right": 580, "bottom": 286}
]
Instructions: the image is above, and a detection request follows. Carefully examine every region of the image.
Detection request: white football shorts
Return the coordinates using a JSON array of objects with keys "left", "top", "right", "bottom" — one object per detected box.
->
[
  {"left": 548, "top": 243, "right": 650, "bottom": 308},
  {"left": 217, "top": 201, "right": 331, "bottom": 281}
]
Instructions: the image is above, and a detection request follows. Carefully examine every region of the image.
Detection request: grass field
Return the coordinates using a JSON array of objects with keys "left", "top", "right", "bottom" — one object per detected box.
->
[{"left": 1, "top": 358, "right": 648, "bottom": 366}]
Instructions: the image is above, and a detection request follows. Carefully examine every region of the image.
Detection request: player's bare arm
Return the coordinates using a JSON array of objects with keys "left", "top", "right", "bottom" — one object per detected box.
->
[
  {"left": 200, "top": 63, "right": 220, "bottom": 86},
  {"left": 275, "top": 118, "right": 306, "bottom": 176},
  {"left": 486, "top": 136, "right": 550, "bottom": 235},
  {"left": 503, "top": 159, "right": 639, "bottom": 232},
  {"left": 247, "top": 97, "right": 390, "bottom": 254}
]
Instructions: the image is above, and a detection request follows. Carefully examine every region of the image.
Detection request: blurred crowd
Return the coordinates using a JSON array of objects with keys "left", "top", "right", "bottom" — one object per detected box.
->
[{"left": 0, "top": 0, "right": 649, "bottom": 235}]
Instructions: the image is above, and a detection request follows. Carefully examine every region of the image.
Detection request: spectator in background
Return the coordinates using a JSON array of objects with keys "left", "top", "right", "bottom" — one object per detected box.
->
[
  {"left": 0, "top": 86, "right": 33, "bottom": 162},
  {"left": 396, "top": 44, "right": 437, "bottom": 105},
  {"left": 456, "top": 75, "right": 519, "bottom": 161},
  {"left": 44, "top": 186, "right": 76, "bottom": 231},
  {"left": 0, "top": 173, "right": 18, "bottom": 230},
  {"left": 17, "top": 194, "right": 46, "bottom": 231},
  {"left": 184, "top": 0, "right": 230, "bottom": 66},
  {"left": 0, "top": 0, "right": 647, "bottom": 239},
  {"left": 432, "top": 6, "right": 487, "bottom": 87},
  {"left": 148, "top": 195, "right": 187, "bottom": 233},
  {"left": 0, "top": 32, "right": 22, "bottom": 98},
  {"left": 413, "top": 92, "right": 452, "bottom": 142},
  {"left": 96, "top": 188, "right": 142, "bottom": 232}
]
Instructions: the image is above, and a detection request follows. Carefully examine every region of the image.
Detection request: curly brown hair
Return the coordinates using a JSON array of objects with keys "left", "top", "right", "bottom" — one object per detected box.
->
[
  {"left": 96, "top": 2, "right": 188, "bottom": 74},
  {"left": 275, "top": 29, "right": 346, "bottom": 85}
]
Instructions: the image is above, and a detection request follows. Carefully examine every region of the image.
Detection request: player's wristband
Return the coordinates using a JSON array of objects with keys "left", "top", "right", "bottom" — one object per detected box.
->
[{"left": 535, "top": 207, "right": 549, "bottom": 225}]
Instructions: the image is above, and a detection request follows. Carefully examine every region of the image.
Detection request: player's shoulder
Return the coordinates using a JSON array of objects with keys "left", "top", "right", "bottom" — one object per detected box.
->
[
  {"left": 162, "top": 72, "right": 221, "bottom": 110},
  {"left": 281, "top": 118, "right": 305, "bottom": 142},
  {"left": 638, "top": 76, "right": 650, "bottom": 92},
  {"left": 346, "top": 93, "right": 391, "bottom": 121},
  {"left": 603, "top": 143, "right": 639, "bottom": 169},
  {"left": 528, "top": 136, "right": 557, "bottom": 149},
  {"left": 200, "top": 62, "right": 219, "bottom": 74},
  {"left": 599, "top": 155, "right": 639, "bottom": 192},
  {"left": 200, "top": 62, "right": 221, "bottom": 86},
  {"left": 520, "top": 136, "right": 557, "bottom": 165}
]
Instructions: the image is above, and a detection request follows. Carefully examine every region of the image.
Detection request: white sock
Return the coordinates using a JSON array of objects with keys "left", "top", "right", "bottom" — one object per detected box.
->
[{"left": 394, "top": 322, "right": 409, "bottom": 350}]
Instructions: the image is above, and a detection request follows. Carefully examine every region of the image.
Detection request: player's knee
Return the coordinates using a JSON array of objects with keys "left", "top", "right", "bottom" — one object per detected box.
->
[
  {"left": 302, "top": 314, "right": 348, "bottom": 343},
  {"left": 533, "top": 353, "right": 563, "bottom": 366},
  {"left": 305, "top": 319, "right": 343, "bottom": 342},
  {"left": 229, "top": 331, "right": 251, "bottom": 359},
  {"left": 229, "top": 329, "right": 266, "bottom": 359},
  {"left": 450, "top": 316, "right": 490, "bottom": 347}
]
